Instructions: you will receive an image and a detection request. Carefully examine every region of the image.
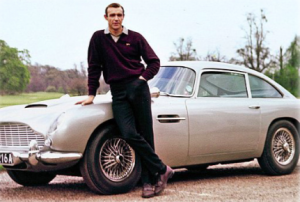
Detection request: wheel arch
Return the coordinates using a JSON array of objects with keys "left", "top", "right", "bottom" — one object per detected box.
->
[
  {"left": 268, "top": 117, "right": 300, "bottom": 137},
  {"left": 82, "top": 118, "right": 117, "bottom": 155},
  {"left": 258, "top": 117, "right": 300, "bottom": 158}
]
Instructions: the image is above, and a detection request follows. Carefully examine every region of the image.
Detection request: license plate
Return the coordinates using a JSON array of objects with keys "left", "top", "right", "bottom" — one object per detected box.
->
[{"left": 0, "top": 153, "right": 14, "bottom": 165}]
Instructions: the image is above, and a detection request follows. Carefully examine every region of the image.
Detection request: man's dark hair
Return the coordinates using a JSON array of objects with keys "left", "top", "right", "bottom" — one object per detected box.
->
[{"left": 105, "top": 3, "right": 125, "bottom": 16}]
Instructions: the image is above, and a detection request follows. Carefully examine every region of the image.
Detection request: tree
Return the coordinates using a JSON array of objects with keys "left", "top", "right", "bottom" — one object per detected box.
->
[
  {"left": 26, "top": 65, "right": 47, "bottom": 92},
  {"left": 169, "top": 38, "right": 199, "bottom": 61},
  {"left": 271, "top": 65, "right": 299, "bottom": 96},
  {"left": 26, "top": 62, "right": 96, "bottom": 96},
  {"left": 203, "top": 50, "right": 227, "bottom": 62},
  {"left": 266, "top": 36, "right": 300, "bottom": 97},
  {"left": 67, "top": 63, "right": 87, "bottom": 95},
  {"left": 233, "top": 10, "right": 276, "bottom": 72},
  {"left": 285, "top": 36, "right": 300, "bottom": 68},
  {"left": 27, "top": 64, "right": 68, "bottom": 93},
  {"left": 0, "top": 40, "right": 30, "bottom": 95}
]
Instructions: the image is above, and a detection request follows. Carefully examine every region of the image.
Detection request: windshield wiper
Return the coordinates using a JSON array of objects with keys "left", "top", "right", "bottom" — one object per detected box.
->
[
  {"left": 160, "top": 92, "right": 171, "bottom": 96},
  {"left": 160, "top": 91, "right": 192, "bottom": 98}
]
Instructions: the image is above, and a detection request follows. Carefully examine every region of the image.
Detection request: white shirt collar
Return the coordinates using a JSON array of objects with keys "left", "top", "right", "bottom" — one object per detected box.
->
[{"left": 104, "top": 26, "right": 128, "bottom": 35}]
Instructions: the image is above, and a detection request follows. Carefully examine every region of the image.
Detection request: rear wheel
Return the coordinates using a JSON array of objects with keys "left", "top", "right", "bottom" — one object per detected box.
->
[
  {"left": 258, "top": 120, "right": 299, "bottom": 175},
  {"left": 80, "top": 124, "right": 141, "bottom": 194},
  {"left": 7, "top": 170, "right": 56, "bottom": 186}
]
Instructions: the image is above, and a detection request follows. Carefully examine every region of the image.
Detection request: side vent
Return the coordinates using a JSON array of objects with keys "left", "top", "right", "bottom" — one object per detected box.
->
[{"left": 25, "top": 104, "right": 47, "bottom": 108}]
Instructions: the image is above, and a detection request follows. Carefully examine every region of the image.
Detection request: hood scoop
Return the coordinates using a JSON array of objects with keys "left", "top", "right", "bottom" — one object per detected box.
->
[{"left": 25, "top": 104, "right": 48, "bottom": 108}]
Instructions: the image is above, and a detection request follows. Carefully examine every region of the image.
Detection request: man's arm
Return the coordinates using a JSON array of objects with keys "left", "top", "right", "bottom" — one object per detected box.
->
[
  {"left": 87, "top": 32, "right": 103, "bottom": 96},
  {"left": 76, "top": 32, "right": 102, "bottom": 105},
  {"left": 139, "top": 35, "right": 160, "bottom": 81}
]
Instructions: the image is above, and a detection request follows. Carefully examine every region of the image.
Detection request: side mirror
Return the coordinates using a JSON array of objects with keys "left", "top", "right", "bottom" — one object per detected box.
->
[{"left": 150, "top": 87, "right": 160, "bottom": 98}]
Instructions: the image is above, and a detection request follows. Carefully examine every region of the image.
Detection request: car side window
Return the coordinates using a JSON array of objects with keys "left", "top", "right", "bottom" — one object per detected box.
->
[
  {"left": 249, "top": 75, "right": 282, "bottom": 98},
  {"left": 198, "top": 71, "right": 248, "bottom": 98}
]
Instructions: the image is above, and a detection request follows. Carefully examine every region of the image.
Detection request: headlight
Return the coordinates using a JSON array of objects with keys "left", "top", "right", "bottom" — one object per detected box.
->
[
  {"left": 44, "top": 138, "right": 53, "bottom": 147},
  {"left": 48, "top": 112, "right": 65, "bottom": 134}
]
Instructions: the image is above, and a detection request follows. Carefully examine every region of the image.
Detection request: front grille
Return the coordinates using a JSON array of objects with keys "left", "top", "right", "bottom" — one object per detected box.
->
[{"left": 0, "top": 123, "right": 45, "bottom": 147}]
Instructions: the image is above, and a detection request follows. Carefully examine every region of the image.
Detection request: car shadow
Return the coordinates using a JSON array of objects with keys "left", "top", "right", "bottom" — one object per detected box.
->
[
  {"left": 168, "top": 160, "right": 300, "bottom": 184},
  {"left": 169, "top": 166, "right": 263, "bottom": 184},
  {"left": 4, "top": 166, "right": 261, "bottom": 194},
  {"left": 3, "top": 162, "right": 299, "bottom": 199}
]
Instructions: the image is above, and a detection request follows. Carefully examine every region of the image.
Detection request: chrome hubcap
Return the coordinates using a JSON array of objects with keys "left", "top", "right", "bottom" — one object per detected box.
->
[
  {"left": 272, "top": 128, "right": 295, "bottom": 165},
  {"left": 99, "top": 138, "right": 135, "bottom": 182}
]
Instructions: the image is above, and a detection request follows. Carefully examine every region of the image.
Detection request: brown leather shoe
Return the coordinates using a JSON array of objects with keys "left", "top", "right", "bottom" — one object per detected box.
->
[
  {"left": 154, "top": 166, "right": 174, "bottom": 195},
  {"left": 142, "top": 183, "right": 155, "bottom": 198}
]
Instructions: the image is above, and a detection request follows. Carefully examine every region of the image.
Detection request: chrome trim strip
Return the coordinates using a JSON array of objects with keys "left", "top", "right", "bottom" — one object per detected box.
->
[
  {"left": 37, "top": 151, "right": 82, "bottom": 164},
  {"left": 198, "top": 69, "right": 250, "bottom": 99},
  {"left": 0, "top": 150, "right": 82, "bottom": 166}
]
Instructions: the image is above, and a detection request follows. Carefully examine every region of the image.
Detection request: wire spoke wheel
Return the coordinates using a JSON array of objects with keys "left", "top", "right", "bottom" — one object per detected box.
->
[
  {"left": 272, "top": 128, "right": 295, "bottom": 165},
  {"left": 80, "top": 125, "right": 141, "bottom": 194},
  {"left": 258, "top": 120, "right": 299, "bottom": 175},
  {"left": 99, "top": 138, "right": 135, "bottom": 182}
]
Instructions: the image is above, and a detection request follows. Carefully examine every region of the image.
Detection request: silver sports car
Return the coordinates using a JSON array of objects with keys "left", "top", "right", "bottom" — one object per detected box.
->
[{"left": 0, "top": 61, "right": 299, "bottom": 194}]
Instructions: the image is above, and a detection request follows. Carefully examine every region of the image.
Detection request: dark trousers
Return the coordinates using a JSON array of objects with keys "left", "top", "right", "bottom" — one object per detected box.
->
[{"left": 110, "top": 78, "right": 166, "bottom": 184}]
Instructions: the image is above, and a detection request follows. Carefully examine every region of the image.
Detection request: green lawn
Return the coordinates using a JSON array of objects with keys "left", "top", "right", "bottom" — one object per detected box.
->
[
  {"left": 0, "top": 92, "right": 64, "bottom": 171},
  {"left": 0, "top": 92, "right": 64, "bottom": 108}
]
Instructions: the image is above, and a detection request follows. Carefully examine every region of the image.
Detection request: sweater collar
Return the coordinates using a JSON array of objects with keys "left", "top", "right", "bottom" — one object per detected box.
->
[{"left": 104, "top": 26, "right": 128, "bottom": 35}]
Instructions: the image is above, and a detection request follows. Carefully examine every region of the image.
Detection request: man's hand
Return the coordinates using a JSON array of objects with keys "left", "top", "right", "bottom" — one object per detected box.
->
[
  {"left": 139, "top": 76, "right": 147, "bottom": 81},
  {"left": 75, "top": 95, "right": 95, "bottom": 105}
]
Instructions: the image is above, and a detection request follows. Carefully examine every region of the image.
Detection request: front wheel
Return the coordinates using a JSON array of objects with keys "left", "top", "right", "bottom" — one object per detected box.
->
[
  {"left": 7, "top": 170, "right": 56, "bottom": 186},
  {"left": 258, "top": 120, "right": 299, "bottom": 175},
  {"left": 80, "top": 124, "right": 141, "bottom": 194}
]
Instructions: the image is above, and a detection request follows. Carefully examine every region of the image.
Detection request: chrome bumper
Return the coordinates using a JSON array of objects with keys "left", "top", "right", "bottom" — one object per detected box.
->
[{"left": 0, "top": 140, "right": 82, "bottom": 166}]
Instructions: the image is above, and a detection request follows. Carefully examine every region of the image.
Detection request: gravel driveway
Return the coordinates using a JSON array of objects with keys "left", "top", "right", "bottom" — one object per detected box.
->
[{"left": 0, "top": 160, "right": 299, "bottom": 202}]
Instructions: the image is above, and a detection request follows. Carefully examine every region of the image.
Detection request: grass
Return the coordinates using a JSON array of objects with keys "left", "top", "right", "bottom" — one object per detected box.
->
[
  {"left": 0, "top": 92, "right": 64, "bottom": 108},
  {"left": 0, "top": 92, "right": 64, "bottom": 171}
]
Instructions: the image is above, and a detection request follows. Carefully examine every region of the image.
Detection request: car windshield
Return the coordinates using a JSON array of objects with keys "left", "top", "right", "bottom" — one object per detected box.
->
[{"left": 148, "top": 66, "right": 196, "bottom": 96}]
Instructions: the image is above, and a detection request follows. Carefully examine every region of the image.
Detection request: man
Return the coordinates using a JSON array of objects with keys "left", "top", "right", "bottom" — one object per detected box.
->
[{"left": 76, "top": 3, "right": 174, "bottom": 198}]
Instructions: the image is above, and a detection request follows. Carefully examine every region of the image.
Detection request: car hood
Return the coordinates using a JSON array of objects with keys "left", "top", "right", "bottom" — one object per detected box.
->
[{"left": 0, "top": 94, "right": 113, "bottom": 136}]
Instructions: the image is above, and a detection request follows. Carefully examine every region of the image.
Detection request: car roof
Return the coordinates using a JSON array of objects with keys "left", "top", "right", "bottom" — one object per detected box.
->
[
  {"left": 162, "top": 61, "right": 259, "bottom": 75},
  {"left": 161, "top": 61, "right": 295, "bottom": 99}
]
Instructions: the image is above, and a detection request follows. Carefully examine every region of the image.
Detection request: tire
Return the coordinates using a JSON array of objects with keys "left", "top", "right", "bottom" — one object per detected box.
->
[
  {"left": 7, "top": 170, "right": 56, "bottom": 186},
  {"left": 258, "top": 120, "right": 299, "bottom": 175},
  {"left": 80, "top": 124, "right": 141, "bottom": 194}
]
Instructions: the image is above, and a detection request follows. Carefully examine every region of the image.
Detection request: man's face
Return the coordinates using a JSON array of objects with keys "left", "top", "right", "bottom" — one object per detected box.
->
[{"left": 105, "top": 7, "right": 124, "bottom": 31}]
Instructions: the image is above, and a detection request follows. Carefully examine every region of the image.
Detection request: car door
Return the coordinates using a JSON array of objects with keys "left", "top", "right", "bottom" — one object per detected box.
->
[
  {"left": 186, "top": 70, "right": 261, "bottom": 162},
  {"left": 151, "top": 97, "right": 189, "bottom": 167}
]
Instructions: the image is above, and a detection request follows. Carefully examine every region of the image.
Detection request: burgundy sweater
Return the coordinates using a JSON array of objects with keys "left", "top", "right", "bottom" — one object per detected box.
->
[{"left": 87, "top": 29, "right": 160, "bottom": 96}]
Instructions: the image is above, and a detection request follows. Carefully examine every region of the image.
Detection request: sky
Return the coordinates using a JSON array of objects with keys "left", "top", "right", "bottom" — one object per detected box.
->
[{"left": 0, "top": 0, "right": 299, "bottom": 70}]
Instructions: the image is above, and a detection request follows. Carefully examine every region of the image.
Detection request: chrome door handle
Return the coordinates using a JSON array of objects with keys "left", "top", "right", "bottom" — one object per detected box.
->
[
  {"left": 156, "top": 117, "right": 186, "bottom": 121},
  {"left": 156, "top": 115, "right": 186, "bottom": 123},
  {"left": 249, "top": 105, "right": 260, "bottom": 109}
]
